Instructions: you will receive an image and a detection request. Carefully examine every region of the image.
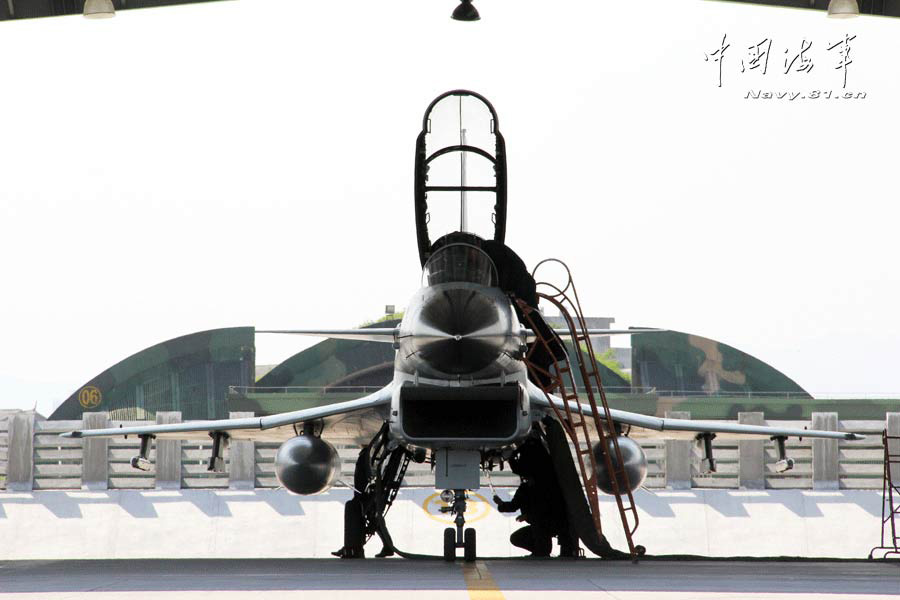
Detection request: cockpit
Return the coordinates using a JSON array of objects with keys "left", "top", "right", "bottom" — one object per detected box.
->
[{"left": 422, "top": 243, "right": 498, "bottom": 288}]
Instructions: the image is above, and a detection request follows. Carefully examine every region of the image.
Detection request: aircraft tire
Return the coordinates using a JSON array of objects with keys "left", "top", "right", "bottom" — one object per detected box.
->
[
  {"left": 443, "top": 528, "right": 456, "bottom": 562},
  {"left": 463, "top": 528, "right": 477, "bottom": 563}
]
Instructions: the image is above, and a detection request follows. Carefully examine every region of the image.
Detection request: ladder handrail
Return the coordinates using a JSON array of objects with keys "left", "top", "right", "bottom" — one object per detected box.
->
[
  {"left": 537, "top": 291, "right": 641, "bottom": 546},
  {"left": 515, "top": 270, "right": 640, "bottom": 559},
  {"left": 518, "top": 300, "right": 605, "bottom": 540}
]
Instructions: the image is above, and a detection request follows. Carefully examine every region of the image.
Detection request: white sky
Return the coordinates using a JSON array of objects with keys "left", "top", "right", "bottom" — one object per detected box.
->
[{"left": 1, "top": 0, "right": 898, "bottom": 415}]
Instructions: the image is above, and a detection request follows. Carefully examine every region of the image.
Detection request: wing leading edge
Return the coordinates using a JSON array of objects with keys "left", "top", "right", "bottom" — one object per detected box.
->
[
  {"left": 60, "top": 385, "right": 394, "bottom": 441},
  {"left": 258, "top": 327, "right": 662, "bottom": 343},
  {"left": 526, "top": 382, "right": 864, "bottom": 441},
  {"left": 257, "top": 329, "right": 398, "bottom": 342}
]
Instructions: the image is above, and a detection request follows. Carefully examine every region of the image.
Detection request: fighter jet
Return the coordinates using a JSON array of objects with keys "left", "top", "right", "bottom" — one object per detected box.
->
[{"left": 62, "top": 90, "right": 864, "bottom": 562}]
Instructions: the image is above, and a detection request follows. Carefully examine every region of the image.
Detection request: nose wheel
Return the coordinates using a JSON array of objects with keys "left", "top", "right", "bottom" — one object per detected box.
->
[
  {"left": 441, "top": 489, "right": 477, "bottom": 562},
  {"left": 463, "top": 528, "right": 477, "bottom": 562}
]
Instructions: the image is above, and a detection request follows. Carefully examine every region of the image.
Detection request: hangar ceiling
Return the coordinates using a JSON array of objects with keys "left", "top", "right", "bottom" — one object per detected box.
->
[
  {"left": 0, "top": 0, "right": 223, "bottom": 21},
  {"left": 3, "top": 0, "right": 898, "bottom": 22},
  {"left": 725, "top": 0, "right": 900, "bottom": 17}
]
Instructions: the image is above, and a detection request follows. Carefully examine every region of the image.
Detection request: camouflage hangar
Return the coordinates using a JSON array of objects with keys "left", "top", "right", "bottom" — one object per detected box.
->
[
  {"left": 50, "top": 327, "right": 255, "bottom": 421},
  {"left": 52, "top": 317, "right": 894, "bottom": 422}
]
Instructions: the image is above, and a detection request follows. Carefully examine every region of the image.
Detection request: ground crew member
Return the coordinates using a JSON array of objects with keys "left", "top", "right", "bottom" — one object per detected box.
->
[
  {"left": 494, "top": 437, "right": 577, "bottom": 557},
  {"left": 494, "top": 471, "right": 554, "bottom": 556}
]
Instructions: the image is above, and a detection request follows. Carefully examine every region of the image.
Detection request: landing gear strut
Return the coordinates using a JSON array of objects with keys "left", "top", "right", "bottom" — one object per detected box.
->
[{"left": 441, "top": 489, "right": 477, "bottom": 562}]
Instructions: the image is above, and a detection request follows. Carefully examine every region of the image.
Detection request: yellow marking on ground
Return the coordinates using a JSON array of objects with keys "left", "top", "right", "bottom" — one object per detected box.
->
[
  {"left": 461, "top": 561, "right": 505, "bottom": 600},
  {"left": 422, "top": 493, "right": 492, "bottom": 525}
]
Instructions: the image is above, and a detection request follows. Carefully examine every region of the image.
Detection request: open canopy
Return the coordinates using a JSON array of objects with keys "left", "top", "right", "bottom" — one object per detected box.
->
[{"left": 414, "top": 90, "right": 507, "bottom": 266}]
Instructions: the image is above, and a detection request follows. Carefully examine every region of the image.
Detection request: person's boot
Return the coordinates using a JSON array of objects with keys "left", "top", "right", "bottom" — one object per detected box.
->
[
  {"left": 334, "top": 545, "right": 365, "bottom": 559},
  {"left": 558, "top": 531, "right": 579, "bottom": 558},
  {"left": 374, "top": 546, "right": 395, "bottom": 558}
]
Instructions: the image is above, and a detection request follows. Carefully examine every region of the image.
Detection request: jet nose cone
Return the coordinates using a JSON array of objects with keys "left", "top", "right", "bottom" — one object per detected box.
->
[
  {"left": 414, "top": 287, "right": 508, "bottom": 374},
  {"left": 421, "top": 287, "right": 498, "bottom": 337}
]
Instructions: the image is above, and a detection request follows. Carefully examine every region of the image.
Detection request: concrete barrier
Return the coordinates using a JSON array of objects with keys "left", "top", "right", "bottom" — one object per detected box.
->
[
  {"left": 6, "top": 412, "right": 36, "bottom": 491},
  {"left": 4, "top": 413, "right": 896, "bottom": 492},
  {"left": 0, "top": 488, "right": 882, "bottom": 560},
  {"left": 738, "top": 412, "right": 765, "bottom": 489},
  {"left": 81, "top": 412, "right": 109, "bottom": 491},
  {"left": 812, "top": 412, "right": 840, "bottom": 490},
  {"left": 664, "top": 411, "right": 691, "bottom": 490},
  {"left": 155, "top": 412, "right": 182, "bottom": 490},
  {"left": 1, "top": 413, "right": 894, "bottom": 561}
]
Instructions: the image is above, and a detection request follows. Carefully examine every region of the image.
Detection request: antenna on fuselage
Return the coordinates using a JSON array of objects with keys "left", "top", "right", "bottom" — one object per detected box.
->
[{"left": 459, "top": 96, "right": 468, "bottom": 233}]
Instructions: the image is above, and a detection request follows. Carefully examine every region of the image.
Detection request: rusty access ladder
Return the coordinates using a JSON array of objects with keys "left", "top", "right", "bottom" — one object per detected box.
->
[
  {"left": 516, "top": 259, "right": 640, "bottom": 559},
  {"left": 869, "top": 430, "right": 900, "bottom": 560}
]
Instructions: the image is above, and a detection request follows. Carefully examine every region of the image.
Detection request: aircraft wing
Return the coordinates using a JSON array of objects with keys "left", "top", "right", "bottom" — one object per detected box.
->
[
  {"left": 60, "top": 384, "right": 393, "bottom": 443},
  {"left": 258, "top": 328, "right": 397, "bottom": 343},
  {"left": 258, "top": 327, "right": 659, "bottom": 344},
  {"left": 526, "top": 382, "right": 864, "bottom": 441},
  {"left": 541, "top": 327, "right": 663, "bottom": 342}
]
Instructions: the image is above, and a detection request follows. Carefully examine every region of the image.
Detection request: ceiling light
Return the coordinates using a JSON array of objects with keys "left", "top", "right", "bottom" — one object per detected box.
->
[
  {"left": 84, "top": 0, "right": 115, "bottom": 19},
  {"left": 451, "top": 0, "right": 480, "bottom": 21},
  {"left": 827, "top": 0, "right": 859, "bottom": 18}
]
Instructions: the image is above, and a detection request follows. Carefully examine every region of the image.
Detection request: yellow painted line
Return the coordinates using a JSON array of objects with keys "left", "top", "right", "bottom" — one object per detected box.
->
[{"left": 462, "top": 560, "right": 505, "bottom": 600}]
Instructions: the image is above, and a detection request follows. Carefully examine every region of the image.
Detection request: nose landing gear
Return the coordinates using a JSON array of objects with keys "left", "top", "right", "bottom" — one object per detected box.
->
[{"left": 441, "top": 489, "right": 477, "bottom": 562}]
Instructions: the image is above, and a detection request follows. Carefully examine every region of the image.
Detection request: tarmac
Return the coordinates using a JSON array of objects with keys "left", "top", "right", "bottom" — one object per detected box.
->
[{"left": 0, "top": 558, "right": 897, "bottom": 599}]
